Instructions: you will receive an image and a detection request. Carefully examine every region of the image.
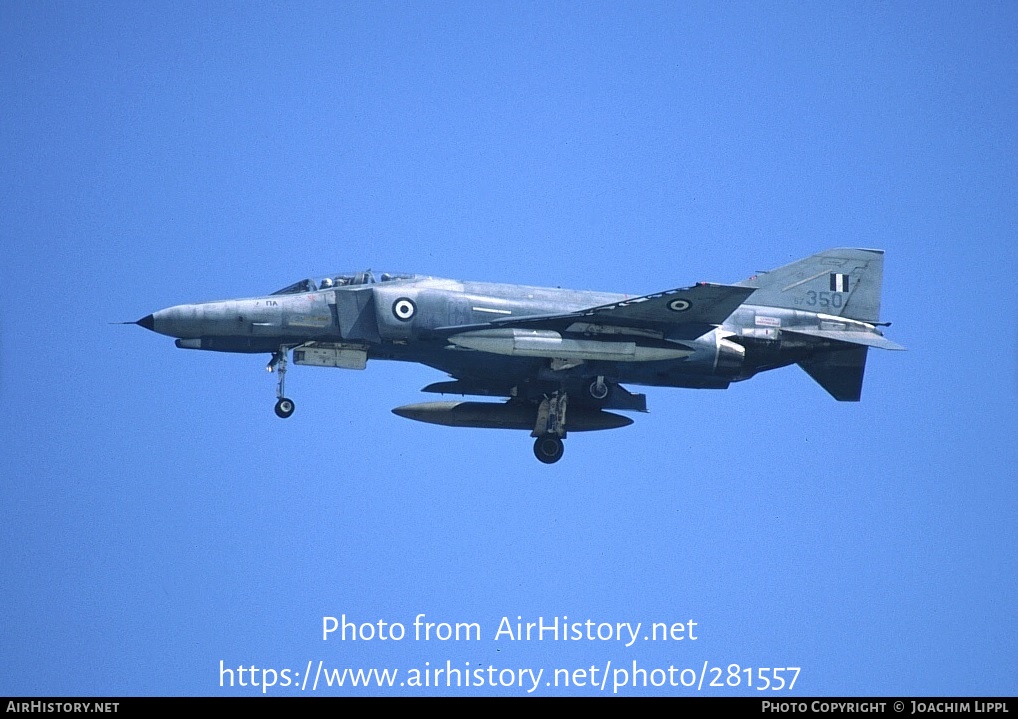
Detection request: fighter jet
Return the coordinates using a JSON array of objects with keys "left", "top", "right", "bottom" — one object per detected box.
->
[{"left": 133, "top": 248, "right": 903, "bottom": 463}]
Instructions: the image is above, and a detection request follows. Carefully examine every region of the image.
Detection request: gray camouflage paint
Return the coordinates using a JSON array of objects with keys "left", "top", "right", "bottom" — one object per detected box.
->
[{"left": 136, "top": 248, "right": 903, "bottom": 463}]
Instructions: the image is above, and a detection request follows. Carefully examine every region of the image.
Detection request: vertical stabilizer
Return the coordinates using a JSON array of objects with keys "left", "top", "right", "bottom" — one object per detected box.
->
[{"left": 737, "top": 248, "right": 885, "bottom": 323}]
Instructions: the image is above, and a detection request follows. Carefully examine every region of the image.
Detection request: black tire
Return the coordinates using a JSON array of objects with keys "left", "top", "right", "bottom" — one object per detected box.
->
[
  {"left": 533, "top": 436, "right": 564, "bottom": 464},
  {"left": 588, "top": 378, "right": 610, "bottom": 401},
  {"left": 274, "top": 398, "right": 295, "bottom": 419}
]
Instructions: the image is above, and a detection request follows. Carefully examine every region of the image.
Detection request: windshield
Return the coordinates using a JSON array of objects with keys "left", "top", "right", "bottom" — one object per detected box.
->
[
  {"left": 270, "top": 278, "right": 317, "bottom": 295},
  {"left": 271, "top": 271, "right": 420, "bottom": 295}
]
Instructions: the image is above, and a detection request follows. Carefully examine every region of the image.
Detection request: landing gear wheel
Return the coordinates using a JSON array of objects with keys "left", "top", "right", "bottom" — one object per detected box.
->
[
  {"left": 274, "top": 398, "right": 295, "bottom": 419},
  {"left": 533, "top": 436, "right": 564, "bottom": 464},
  {"left": 588, "top": 377, "right": 609, "bottom": 401}
]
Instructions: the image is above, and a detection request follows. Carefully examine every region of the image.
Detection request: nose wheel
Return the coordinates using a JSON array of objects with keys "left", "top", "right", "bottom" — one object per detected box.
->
[
  {"left": 274, "top": 398, "right": 295, "bottom": 418},
  {"left": 268, "top": 347, "right": 296, "bottom": 419}
]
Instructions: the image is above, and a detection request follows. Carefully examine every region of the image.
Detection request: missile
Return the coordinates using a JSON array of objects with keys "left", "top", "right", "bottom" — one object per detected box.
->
[
  {"left": 447, "top": 328, "right": 692, "bottom": 362},
  {"left": 392, "top": 401, "right": 634, "bottom": 432}
]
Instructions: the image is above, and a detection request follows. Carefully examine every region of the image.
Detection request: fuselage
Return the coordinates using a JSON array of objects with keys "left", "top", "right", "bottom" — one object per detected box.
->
[
  {"left": 140, "top": 271, "right": 879, "bottom": 396},
  {"left": 134, "top": 250, "right": 902, "bottom": 463}
]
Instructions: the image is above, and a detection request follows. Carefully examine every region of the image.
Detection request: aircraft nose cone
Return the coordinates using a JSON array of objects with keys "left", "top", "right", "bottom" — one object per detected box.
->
[{"left": 140, "top": 304, "right": 206, "bottom": 338}]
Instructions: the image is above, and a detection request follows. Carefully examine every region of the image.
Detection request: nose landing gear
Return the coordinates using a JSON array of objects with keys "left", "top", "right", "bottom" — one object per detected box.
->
[{"left": 268, "top": 347, "right": 295, "bottom": 418}]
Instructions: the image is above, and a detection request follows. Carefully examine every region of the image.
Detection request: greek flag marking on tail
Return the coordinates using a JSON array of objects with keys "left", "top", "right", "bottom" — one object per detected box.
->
[{"left": 830, "top": 273, "right": 850, "bottom": 292}]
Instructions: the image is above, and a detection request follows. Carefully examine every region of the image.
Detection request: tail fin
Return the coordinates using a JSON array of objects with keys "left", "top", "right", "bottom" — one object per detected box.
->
[{"left": 736, "top": 248, "right": 885, "bottom": 323}]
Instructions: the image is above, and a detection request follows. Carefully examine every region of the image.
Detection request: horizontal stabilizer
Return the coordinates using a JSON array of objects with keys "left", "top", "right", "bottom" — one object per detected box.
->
[
  {"left": 782, "top": 327, "right": 905, "bottom": 351},
  {"left": 798, "top": 347, "right": 868, "bottom": 402}
]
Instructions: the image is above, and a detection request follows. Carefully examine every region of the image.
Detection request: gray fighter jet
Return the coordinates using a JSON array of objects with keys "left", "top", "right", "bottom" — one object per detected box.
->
[{"left": 133, "top": 248, "right": 903, "bottom": 463}]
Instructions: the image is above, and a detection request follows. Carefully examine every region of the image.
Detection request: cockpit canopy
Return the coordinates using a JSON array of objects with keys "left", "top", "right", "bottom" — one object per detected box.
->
[{"left": 271, "top": 271, "right": 420, "bottom": 296}]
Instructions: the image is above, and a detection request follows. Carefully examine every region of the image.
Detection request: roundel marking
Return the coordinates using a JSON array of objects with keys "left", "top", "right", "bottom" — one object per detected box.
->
[
  {"left": 668, "top": 298, "right": 692, "bottom": 312},
  {"left": 392, "top": 297, "right": 417, "bottom": 321}
]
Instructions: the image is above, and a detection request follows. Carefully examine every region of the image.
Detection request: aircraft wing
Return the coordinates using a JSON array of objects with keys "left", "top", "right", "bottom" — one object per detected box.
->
[
  {"left": 579, "top": 283, "right": 756, "bottom": 328},
  {"left": 434, "top": 283, "right": 755, "bottom": 337}
]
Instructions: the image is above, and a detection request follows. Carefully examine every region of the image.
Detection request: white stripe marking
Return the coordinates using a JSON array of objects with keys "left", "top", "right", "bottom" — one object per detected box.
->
[
  {"left": 472, "top": 307, "right": 512, "bottom": 315},
  {"left": 781, "top": 270, "right": 829, "bottom": 291}
]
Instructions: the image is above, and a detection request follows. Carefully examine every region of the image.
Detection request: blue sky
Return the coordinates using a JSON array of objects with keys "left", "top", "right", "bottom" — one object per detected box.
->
[{"left": 2, "top": 1, "right": 1015, "bottom": 696}]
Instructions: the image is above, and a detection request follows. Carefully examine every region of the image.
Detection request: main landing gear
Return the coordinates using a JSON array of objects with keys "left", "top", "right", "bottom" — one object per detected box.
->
[
  {"left": 533, "top": 435, "right": 564, "bottom": 464},
  {"left": 268, "top": 347, "right": 295, "bottom": 418},
  {"left": 531, "top": 391, "right": 568, "bottom": 464}
]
